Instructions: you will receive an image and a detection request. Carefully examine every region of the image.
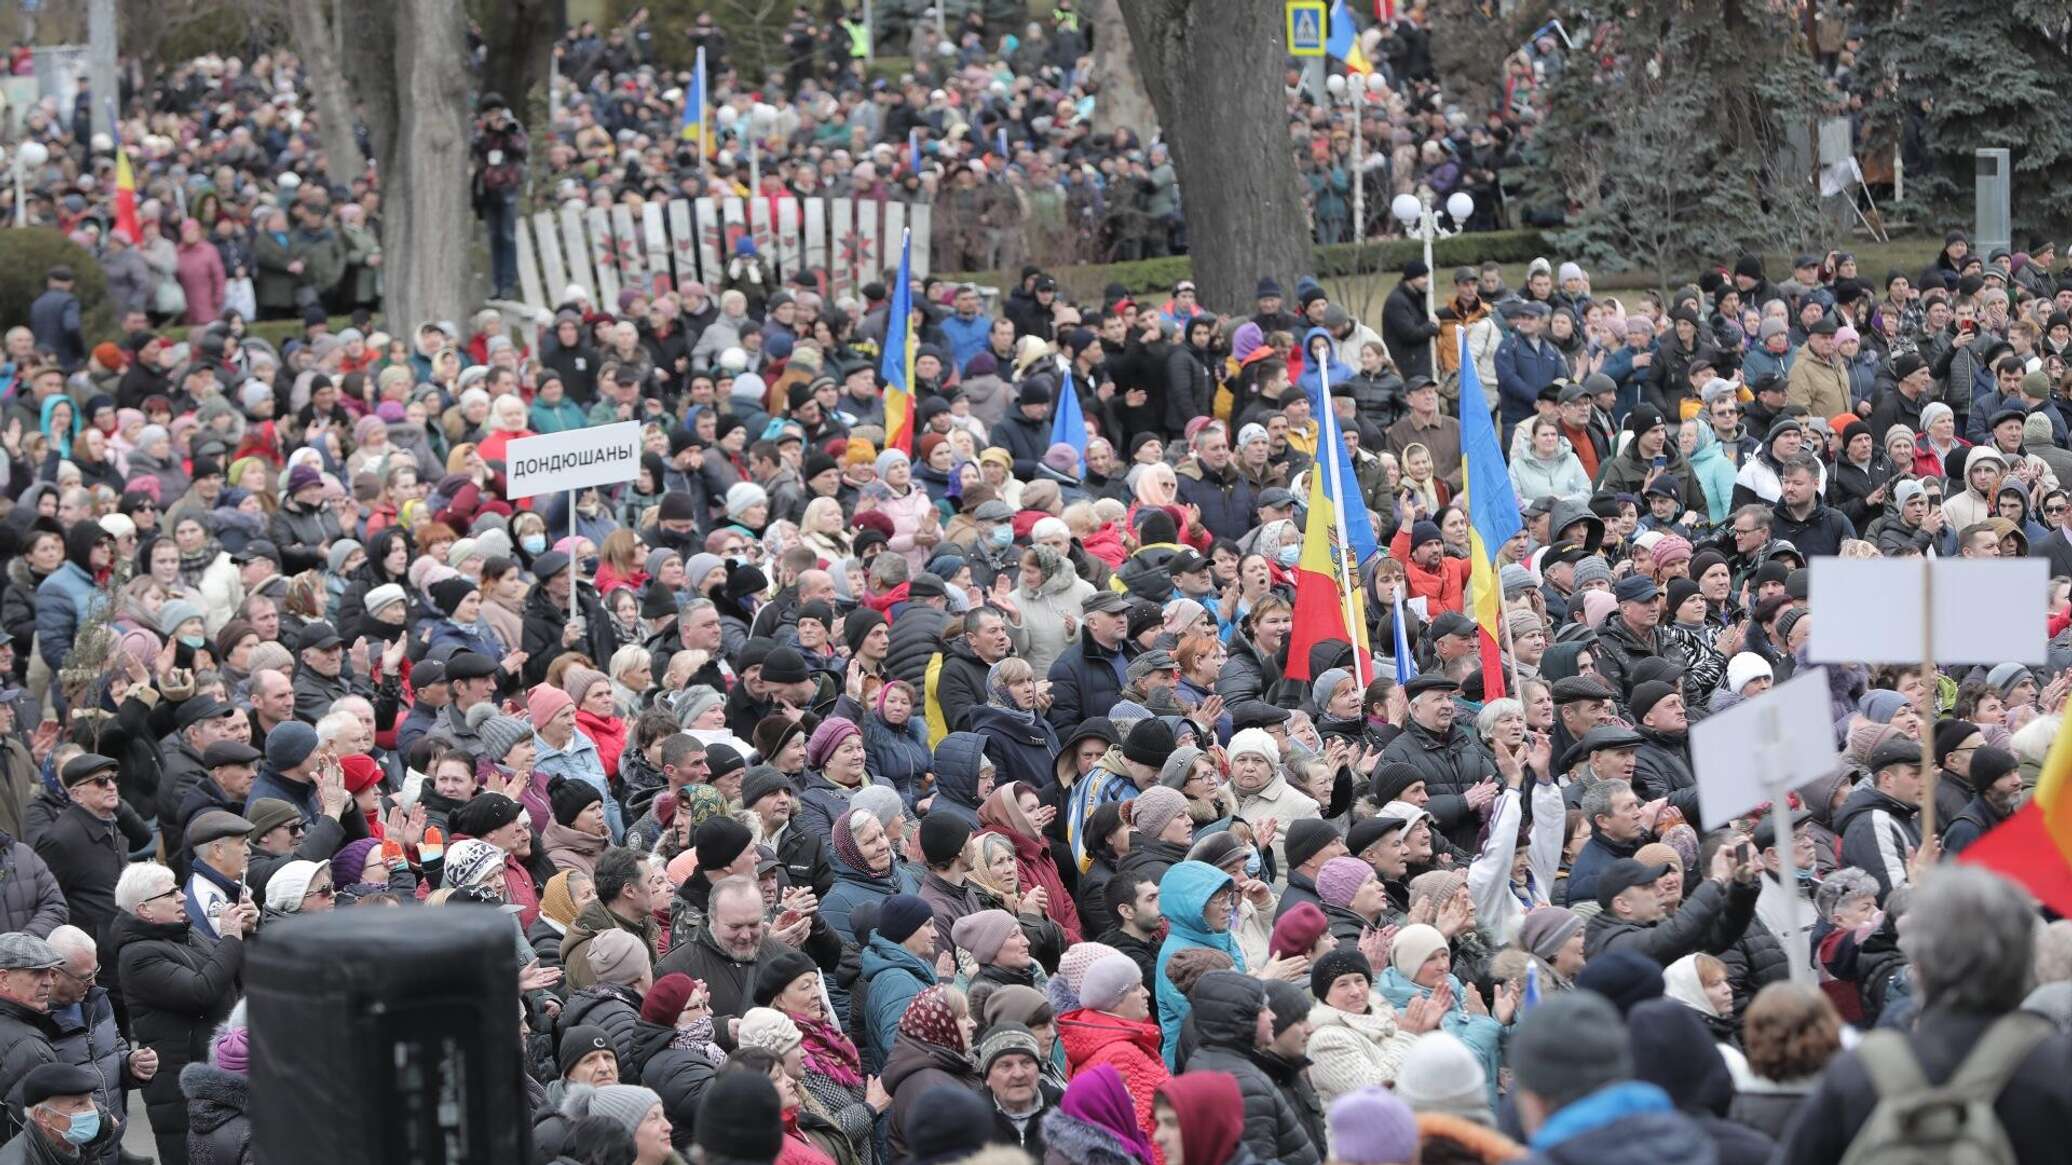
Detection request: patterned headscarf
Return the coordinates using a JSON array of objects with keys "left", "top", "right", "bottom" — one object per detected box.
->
[
  {"left": 897, "top": 985, "right": 966, "bottom": 1052},
  {"left": 832, "top": 808, "right": 890, "bottom": 882},
  {"left": 677, "top": 784, "right": 729, "bottom": 831}
]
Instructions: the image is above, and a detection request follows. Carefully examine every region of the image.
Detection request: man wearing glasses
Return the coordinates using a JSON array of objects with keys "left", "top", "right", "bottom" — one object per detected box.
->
[
  {"left": 46, "top": 924, "right": 155, "bottom": 1157},
  {"left": 0, "top": 931, "right": 65, "bottom": 1115},
  {"left": 31, "top": 756, "right": 142, "bottom": 957},
  {"left": 1701, "top": 379, "right": 1758, "bottom": 469}
]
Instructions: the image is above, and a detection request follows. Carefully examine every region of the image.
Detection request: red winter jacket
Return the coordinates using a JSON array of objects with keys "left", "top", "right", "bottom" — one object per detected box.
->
[{"left": 1058, "top": 1008, "right": 1170, "bottom": 1141}]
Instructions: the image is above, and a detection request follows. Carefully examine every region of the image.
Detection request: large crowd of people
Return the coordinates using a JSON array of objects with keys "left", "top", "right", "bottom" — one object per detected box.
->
[{"left": 0, "top": 4, "right": 2064, "bottom": 1165}]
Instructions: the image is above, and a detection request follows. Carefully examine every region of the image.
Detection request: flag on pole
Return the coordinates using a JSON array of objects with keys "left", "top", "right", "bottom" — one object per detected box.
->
[
  {"left": 1287, "top": 356, "right": 1372, "bottom": 684},
  {"left": 1456, "top": 332, "right": 1521, "bottom": 699},
  {"left": 680, "top": 47, "right": 708, "bottom": 154},
  {"left": 907, "top": 128, "right": 923, "bottom": 174},
  {"left": 1049, "top": 367, "right": 1087, "bottom": 473},
  {"left": 880, "top": 229, "right": 917, "bottom": 456},
  {"left": 1326, "top": 0, "right": 1374, "bottom": 74},
  {"left": 1374, "top": 0, "right": 1396, "bottom": 22},
  {"left": 1298, "top": 339, "right": 1379, "bottom": 567},
  {"left": 112, "top": 138, "right": 139, "bottom": 243},
  {"left": 1958, "top": 708, "right": 2072, "bottom": 915},
  {"left": 1391, "top": 590, "right": 1418, "bottom": 686}
]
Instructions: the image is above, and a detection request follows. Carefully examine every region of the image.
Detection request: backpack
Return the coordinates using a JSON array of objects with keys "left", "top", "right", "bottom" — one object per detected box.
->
[{"left": 1837, "top": 1012, "right": 2051, "bottom": 1165}]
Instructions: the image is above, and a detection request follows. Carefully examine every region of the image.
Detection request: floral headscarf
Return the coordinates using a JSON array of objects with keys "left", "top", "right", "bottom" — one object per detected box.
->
[
  {"left": 831, "top": 807, "right": 889, "bottom": 882},
  {"left": 897, "top": 985, "right": 966, "bottom": 1052}
]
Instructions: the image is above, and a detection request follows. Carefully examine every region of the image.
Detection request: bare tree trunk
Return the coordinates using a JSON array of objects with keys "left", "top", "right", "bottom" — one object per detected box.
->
[
  {"left": 351, "top": 0, "right": 473, "bottom": 332},
  {"left": 1119, "top": 0, "right": 1311, "bottom": 313},
  {"left": 1087, "top": 0, "right": 1156, "bottom": 139},
  {"left": 281, "top": 0, "right": 367, "bottom": 184},
  {"left": 476, "top": 0, "right": 558, "bottom": 119}
]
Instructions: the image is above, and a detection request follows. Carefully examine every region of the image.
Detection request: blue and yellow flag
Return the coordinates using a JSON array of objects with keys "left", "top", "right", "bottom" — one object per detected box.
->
[
  {"left": 880, "top": 230, "right": 917, "bottom": 455},
  {"left": 1050, "top": 368, "right": 1087, "bottom": 473},
  {"left": 1326, "top": 0, "right": 1374, "bottom": 74},
  {"left": 680, "top": 46, "right": 708, "bottom": 149},
  {"left": 1457, "top": 331, "right": 1523, "bottom": 697}
]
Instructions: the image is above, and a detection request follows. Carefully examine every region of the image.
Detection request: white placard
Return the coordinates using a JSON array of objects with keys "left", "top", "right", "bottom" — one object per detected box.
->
[
  {"left": 559, "top": 205, "right": 595, "bottom": 300},
  {"left": 611, "top": 204, "right": 646, "bottom": 291},
  {"left": 668, "top": 199, "right": 698, "bottom": 287},
  {"left": 504, "top": 422, "right": 644, "bottom": 500},
  {"left": 803, "top": 199, "right": 827, "bottom": 291},
  {"left": 1809, "top": 557, "right": 2048, "bottom": 664},
  {"left": 910, "top": 203, "right": 931, "bottom": 276},
  {"left": 1690, "top": 666, "right": 1841, "bottom": 828},
  {"left": 643, "top": 201, "right": 671, "bottom": 294},
  {"left": 695, "top": 198, "right": 723, "bottom": 290},
  {"left": 776, "top": 197, "right": 800, "bottom": 280},
  {"left": 587, "top": 206, "right": 621, "bottom": 306},
  {"left": 533, "top": 211, "right": 568, "bottom": 304}
]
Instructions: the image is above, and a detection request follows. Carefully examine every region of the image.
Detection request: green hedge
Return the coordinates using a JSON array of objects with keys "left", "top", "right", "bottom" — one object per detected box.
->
[
  {"left": 0, "top": 229, "right": 116, "bottom": 347},
  {"left": 961, "top": 229, "right": 1551, "bottom": 304}
]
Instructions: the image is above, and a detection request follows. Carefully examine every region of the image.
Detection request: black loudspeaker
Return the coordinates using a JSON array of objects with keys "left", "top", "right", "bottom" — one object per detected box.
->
[{"left": 248, "top": 908, "right": 527, "bottom": 1165}]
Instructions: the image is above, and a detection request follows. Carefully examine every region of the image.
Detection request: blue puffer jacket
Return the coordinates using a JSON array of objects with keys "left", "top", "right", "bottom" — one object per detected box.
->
[
  {"left": 820, "top": 845, "right": 914, "bottom": 947},
  {"left": 864, "top": 712, "right": 933, "bottom": 812},
  {"left": 35, "top": 559, "right": 103, "bottom": 673},
  {"left": 856, "top": 932, "right": 937, "bottom": 1073},
  {"left": 929, "top": 732, "right": 988, "bottom": 828},
  {"left": 1379, "top": 966, "right": 1506, "bottom": 1108}
]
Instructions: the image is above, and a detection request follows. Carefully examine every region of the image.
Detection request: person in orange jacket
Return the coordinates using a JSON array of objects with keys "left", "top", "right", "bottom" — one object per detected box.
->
[{"left": 1388, "top": 500, "right": 1469, "bottom": 616}]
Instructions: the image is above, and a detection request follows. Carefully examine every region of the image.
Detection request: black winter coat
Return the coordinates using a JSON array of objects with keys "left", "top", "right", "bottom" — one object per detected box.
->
[
  {"left": 1376, "top": 720, "right": 1489, "bottom": 851},
  {"left": 521, "top": 583, "right": 618, "bottom": 688},
  {"left": 1185, "top": 972, "right": 1322, "bottom": 1165},
  {"left": 0, "top": 997, "right": 57, "bottom": 1112},
  {"left": 112, "top": 914, "right": 243, "bottom": 1142},
  {"left": 882, "top": 1034, "right": 983, "bottom": 1161},
  {"left": 967, "top": 705, "right": 1061, "bottom": 794},
  {"left": 886, "top": 604, "right": 951, "bottom": 695},
  {"left": 657, "top": 929, "right": 839, "bottom": 1025},
  {"left": 1582, "top": 878, "right": 1758, "bottom": 965},
  {"left": 1382, "top": 282, "right": 1439, "bottom": 384},
  {"left": 1714, "top": 913, "right": 1788, "bottom": 1022},
  {"left": 179, "top": 1061, "right": 251, "bottom": 1165},
  {"left": 557, "top": 983, "right": 643, "bottom": 1071},
  {"left": 629, "top": 1019, "right": 716, "bottom": 1153},
  {"left": 1631, "top": 728, "right": 1701, "bottom": 822},
  {"left": 1176, "top": 461, "right": 1260, "bottom": 545},
  {"left": 0, "top": 836, "right": 66, "bottom": 938},
  {"left": 933, "top": 639, "right": 994, "bottom": 735},
  {"left": 1214, "top": 628, "right": 1281, "bottom": 707},
  {"left": 33, "top": 805, "right": 130, "bottom": 949},
  {"left": 1044, "top": 628, "right": 1138, "bottom": 733},
  {"left": 50, "top": 985, "right": 131, "bottom": 1163}
]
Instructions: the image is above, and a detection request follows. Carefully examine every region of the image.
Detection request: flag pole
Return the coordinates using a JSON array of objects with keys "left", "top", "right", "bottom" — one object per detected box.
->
[{"left": 1316, "top": 342, "right": 1366, "bottom": 688}]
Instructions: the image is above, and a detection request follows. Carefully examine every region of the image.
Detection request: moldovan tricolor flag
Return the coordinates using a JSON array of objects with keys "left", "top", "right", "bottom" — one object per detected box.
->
[
  {"left": 1456, "top": 331, "right": 1521, "bottom": 698},
  {"left": 113, "top": 140, "right": 139, "bottom": 243},
  {"left": 879, "top": 229, "right": 917, "bottom": 456},
  {"left": 1286, "top": 364, "right": 1371, "bottom": 684},
  {"left": 1959, "top": 709, "right": 2072, "bottom": 915},
  {"left": 1326, "top": 0, "right": 1374, "bottom": 75}
]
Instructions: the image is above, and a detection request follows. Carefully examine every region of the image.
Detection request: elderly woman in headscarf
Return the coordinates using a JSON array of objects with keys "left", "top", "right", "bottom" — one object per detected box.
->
[
  {"left": 978, "top": 780, "right": 1083, "bottom": 943},
  {"left": 1009, "top": 543, "right": 1095, "bottom": 677},
  {"left": 863, "top": 679, "right": 932, "bottom": 811},
  {"left": 966, "top": 658, "right": 1062, "bottom": 793},
  {"left": 967, "top": 829, "right": 1069, "bottom": 973}
]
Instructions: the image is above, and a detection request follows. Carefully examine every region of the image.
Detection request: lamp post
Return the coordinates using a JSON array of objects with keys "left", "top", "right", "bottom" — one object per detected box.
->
[
  {"left": 1325, "top": 72, "right": 1389, "bottom": 244},
  {"left": 12, "top": 140, "right": 46, "bottom": 229},
  {"left": 1392, "top": 189, "right": 1474, "bottom": 375}
]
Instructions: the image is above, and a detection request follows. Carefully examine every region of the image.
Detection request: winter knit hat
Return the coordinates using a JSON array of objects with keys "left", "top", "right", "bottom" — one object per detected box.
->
[
  {"left": 1057, "top": 942, "right": 1124, "bottom": 996},
  {"left": 1270, "top": 902, "right": 1330, "bottom": 959},
  {"left": 1312, "top": 668, "right": 1355, "bottom": 713},
  {"left": 213, "top": 1026, "right": 250, "bottom": 1074},
  {"left": 562, "top": 667, "right": 610, "bottom": 710},
  {"left": 1572, "top": 556, "right": 1613, "bottom": 589},
  {"left": 1725, "top": 652, "right": 1772, "bottom": 694},
  {"left": 805, "top": 716, "right": 863, "bottom": 769},
  {"left": 476, "top": 715, "right": 533, "bottom": 762},
  {"left": 1226, "top": 727, "right": 1280, "bottom": 764},
  {"left": 1129, "top": 785, "right": 1190, "bottom": 841},
  {"left": 1157, "top": 746, "right": 1206, "bottom": 790},
  {"left": 951, "top": 909, "right": 1021, "bottom": 964},
  {"left": 1407, "top": 869, "right": 1468, "bottom": 916},
  {"left": 1316, "top": 856, "right": 1378, "bottom": 910},
  {"left": 1078, "top": 953, "right": 1144, "bottom": 1013},
  {"left": 557, "top": 1026, "right": 614, "bottom": 1077},
  {"left": 441, "top": 839, "right": 505, "bottom": 889},
  {"left": 587, "top": 929, "right": 652, "bottom": 988},
  {"left": 1328, "top": 1087, "right": 1420, "bottom": 1165},
  {"left": 737, "top": 1007, "right": 805, "bottom": 1055},
  {"left": 640, "top": 973, "right": 698, "bottom": 1025},
  {"left": 1394, "top": 1032, "right": 1491, "bottom": 1120},
  {"left": 1310, "top": 947, "right": 1373, "bottom": 1001},
  {"left": 548, "top": 775, "right": 604, "bottom": 827},
  {"left": 527, "top": 684, "right": 575, "bottom": 727},
  {"left": 1516, "top": 906, "right": 1583, "bottom": 964},
  {"left": 264, "top": 860, "right": 328, "bottom": 913},
  {"left": 563, "top": 1083, "right": 665, "bottom": 1140},
  {"left": 1389, "top": 923, "right": 1450, "bottom": 978}
]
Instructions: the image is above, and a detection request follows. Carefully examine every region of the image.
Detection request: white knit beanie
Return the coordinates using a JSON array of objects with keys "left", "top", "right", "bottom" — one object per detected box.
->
[
  {"left": 1078, "top": 952, "right": 1143, "bottom": 1013},
  {"left": 1227, "top": 728, "right": 1280, "bottom": 764},
  {"left": 1726, "top": 652, "right": 1773, "bottom": 694},
  {"left": 1394, "top": 1032, "right": 1491, "bottom": 1120}
]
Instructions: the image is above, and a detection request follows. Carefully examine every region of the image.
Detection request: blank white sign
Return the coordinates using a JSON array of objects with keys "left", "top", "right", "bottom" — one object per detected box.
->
[
  {"left": 1691, "top": 666, "right": 1842, "bottom": 828},
  {"left": 1807, "top": 557, "right": 2048, "bottom": 665}
]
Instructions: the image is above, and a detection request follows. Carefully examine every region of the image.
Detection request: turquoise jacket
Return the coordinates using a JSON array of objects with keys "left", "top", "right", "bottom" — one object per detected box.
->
[
  {"left": 1684, "top": 423, "right": 1739, "bottom": 525},
  {"left": 1154, "top": 860, "right": 1244, "bottom": 1069},
  {"left": 1378, "top": 965, "right": 1507, "bottom": 1107}
]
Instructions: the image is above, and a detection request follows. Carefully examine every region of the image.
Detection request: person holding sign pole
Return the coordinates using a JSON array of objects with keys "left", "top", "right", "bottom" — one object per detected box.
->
[{"left": 522, "top": 550, "right": 619, "bottom": 688}]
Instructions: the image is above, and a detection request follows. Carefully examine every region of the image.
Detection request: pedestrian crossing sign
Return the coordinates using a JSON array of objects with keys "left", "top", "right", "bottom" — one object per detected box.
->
[{"left": 1287, "top": 0, "right": 1327, "bottom": 55}]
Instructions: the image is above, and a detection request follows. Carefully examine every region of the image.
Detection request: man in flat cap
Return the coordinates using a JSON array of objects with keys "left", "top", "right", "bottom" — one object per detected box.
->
[{"left": 182, "top": 812, "right": 255, "bottom": 943}]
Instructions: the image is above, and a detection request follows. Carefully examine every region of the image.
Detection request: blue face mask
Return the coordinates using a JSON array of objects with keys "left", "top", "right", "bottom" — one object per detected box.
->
[
  {"left": 989, "top": 525, "right": 1013, "bottom": 547},
  {"left": 56, "top": 1108, "right": 99, "bottom": 1147},
  {"left": 178, "top": 634, "right": 204, "bottom": 649},
  {"left": 1244, "top": 850, "right": 1263, "bottom": 877},
  {"left": 581, "top": 556, "right": 600, "bottom": 576},
  {"left": 1275, "top": 544, "right": 1300, "bottom": 569},
  {"left": 520, "top": 534, "right": 547, "bottom": 555}
]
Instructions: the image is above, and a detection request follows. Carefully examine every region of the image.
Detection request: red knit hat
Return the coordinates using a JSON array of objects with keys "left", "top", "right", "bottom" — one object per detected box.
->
[
  {"left": 1269, "top": 901, "right": 1329, "bottom": 960},
  {"left": 640, "top": 972, "right": 698, "bottom": 1025},
  {"left": 339, "top": 754, "right": 382, "bottom": 794}
]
